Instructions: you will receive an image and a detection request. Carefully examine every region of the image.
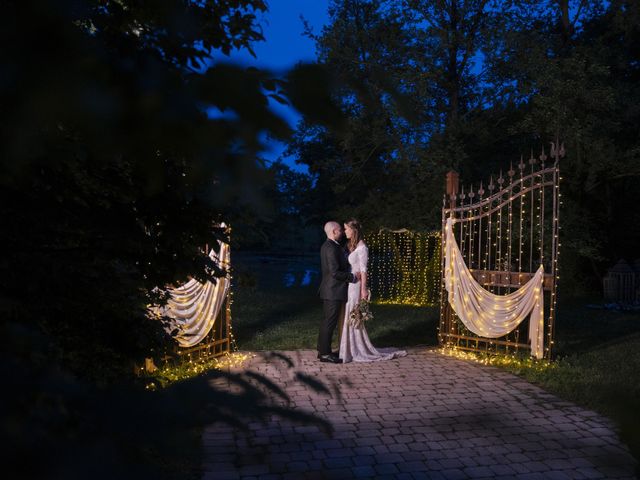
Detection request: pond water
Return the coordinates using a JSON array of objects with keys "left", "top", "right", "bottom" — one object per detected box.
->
[
  {"left": 283, "top": 269, "right": 317, "bottom": 287},
  {"left": 233, "top": 253, "right": 319, "bottom": 290}
]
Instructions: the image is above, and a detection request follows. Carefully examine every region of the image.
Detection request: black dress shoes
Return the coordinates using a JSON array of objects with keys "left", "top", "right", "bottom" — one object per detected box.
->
[{"left": 318, "top": 353, "right": 342, "bottom": 364}]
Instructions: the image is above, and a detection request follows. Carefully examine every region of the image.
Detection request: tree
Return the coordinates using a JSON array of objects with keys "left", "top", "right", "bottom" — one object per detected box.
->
[
  {"left": 478, "top": 0, "right": 640, "bottom": 287},
  {"left": 1, "top": 1, "right": 341, "bottom": 477},
  {"left": 0, "top": 0, "right": 343, "bottom": 378},
  {"left": 291, "top": 0, "right": 450, "bottom": 231},
  {"left": 289, "top": 0, "right": 640, "bottom": 290}
]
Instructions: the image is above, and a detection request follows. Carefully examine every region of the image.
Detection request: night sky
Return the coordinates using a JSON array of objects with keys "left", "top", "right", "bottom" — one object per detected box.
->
[{"left": 222, "top": 0, "right": 331, "bottom": 173}]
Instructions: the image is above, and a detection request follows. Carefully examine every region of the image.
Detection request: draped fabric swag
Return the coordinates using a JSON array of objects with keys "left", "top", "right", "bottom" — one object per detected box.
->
[
  {"left": 444, "top": 218, "right": 545, "bottom": 359},
  {"left": 158, "top": 238, "right": 230, "bottom": 348}
]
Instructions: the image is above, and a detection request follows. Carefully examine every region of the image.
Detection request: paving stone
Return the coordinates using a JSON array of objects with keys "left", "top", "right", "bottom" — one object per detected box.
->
[
  {"left": 545, "top": 458, "right": 576, "bottom": 470},
  {"left": 351, "top": 455, "right": 376, "bottom": 466},
  {"left": 239, "top": 464, "right": 269, "bottom": 476},
  {"left": 324, "top": 448, "right": 353, "bottom": 458},
  {"left": 489, "top": 464, "right": 517, "bottom": 475},
  {"left": 352, "top": 465, "right": 376, "bottom": 477},
  {"left": 201, "top": 349, "right": 637, "bottom": 479},
  {"left": 545, "top": 470, "right": 574, "bottom": 480},
  {"left": 373, "top": 444, "right": 390, "bottom": 455},
  {"left": 352, "top": 446, "right": 376, "bottom": 456},
  {"left": 575, "top": 468, "right": 606, "bottom": 479},
  {"left": 375, "top": 463, "right": 400, "bottom": 475},
  {"left": 286, "top": 461, "right": 309, "bottom": 472},
  {"left": 322, "top": 468, "right": 352, "bottom": 479},
  {"left": 439, "top": 468, "right": 468, "bottom": 479},
  {"left": 202, "top": 472, "right": 239, "bottom": 480},
  {"left": 401, "top": 451, "right": 425, "bottom": 462},
  {"left": 397, "top": 460, "right": 428, "bottom": 473},
  {"left": 464, "top": 465, "right": 493, "bottom": 477},
  {"left": 323, "top": 457, "right": 353, "bottom": 469}
]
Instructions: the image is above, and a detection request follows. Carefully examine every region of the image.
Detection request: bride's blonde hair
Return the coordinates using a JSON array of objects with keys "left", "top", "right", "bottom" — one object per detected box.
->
[{"left": 345, "top": 218, "right": 364, "bottom": 252}]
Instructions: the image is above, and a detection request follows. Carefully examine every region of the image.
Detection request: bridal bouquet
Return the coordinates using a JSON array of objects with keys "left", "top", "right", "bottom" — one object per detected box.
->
[{"left": 349, "top": 298, "right": 374, "bottom": 329}]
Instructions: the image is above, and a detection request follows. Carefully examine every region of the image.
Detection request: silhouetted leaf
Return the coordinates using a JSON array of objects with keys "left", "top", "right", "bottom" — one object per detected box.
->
[{"left": 294, "top": 372, "right": 332, "bottom": 395}]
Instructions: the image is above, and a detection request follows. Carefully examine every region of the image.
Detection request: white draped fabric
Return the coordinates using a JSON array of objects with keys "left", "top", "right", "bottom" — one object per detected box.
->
[
  {"left": 444, "top": 218, "right": 545, "bottom": 359},
  {"left": 158, "top": 238, "right": 230, "bottom": 348}
]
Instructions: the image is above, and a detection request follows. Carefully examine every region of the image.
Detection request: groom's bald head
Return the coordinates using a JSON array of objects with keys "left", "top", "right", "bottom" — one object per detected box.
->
[{"left": 324, "top": 221, "right": 342, "bottom": 241}]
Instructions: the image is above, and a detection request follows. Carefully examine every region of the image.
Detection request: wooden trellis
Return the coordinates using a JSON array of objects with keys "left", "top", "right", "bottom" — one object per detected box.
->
[
  {"left": 439, "top": 144, "right": 564, "bottom": 359},
  {"left": 173, "top": 234, "right": 233, "bottom": 360},
  {"left": 173, "top": 295, "right": 232, "bottom": 360}
]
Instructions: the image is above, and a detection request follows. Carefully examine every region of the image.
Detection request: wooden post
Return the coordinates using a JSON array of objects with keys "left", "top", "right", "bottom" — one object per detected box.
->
[
  {"left": 144, "top": 357, "right": 158, "bottom": 373},
  {"left": 446, "top": 171, "right": 459, "bottom": 209},
  {"left": 225, "top": 294, "right": 231, "bottom": 354}
]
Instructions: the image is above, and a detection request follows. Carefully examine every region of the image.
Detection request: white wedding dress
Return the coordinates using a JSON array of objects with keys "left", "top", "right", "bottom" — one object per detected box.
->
[{"left": 339, "top": 241, "right": 407, "bottom": 363}]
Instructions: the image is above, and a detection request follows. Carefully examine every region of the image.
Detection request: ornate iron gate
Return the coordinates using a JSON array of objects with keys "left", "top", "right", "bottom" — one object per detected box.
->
[{"left": 439, "top": 144, "right": 563, "bottom": 359}]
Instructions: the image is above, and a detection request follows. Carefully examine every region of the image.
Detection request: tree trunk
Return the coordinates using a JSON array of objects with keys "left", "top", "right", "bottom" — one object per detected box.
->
[
  {"left": 446, "top": 0, "right": 460, "bottom": 129},
  {"left": 557, "top": 0, "right": 573, "bottom": 46}
]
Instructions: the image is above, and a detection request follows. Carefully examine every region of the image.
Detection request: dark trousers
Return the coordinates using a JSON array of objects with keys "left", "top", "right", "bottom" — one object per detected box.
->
[{"left": 318, "top": 300, "right": 344, "bottom": 355}]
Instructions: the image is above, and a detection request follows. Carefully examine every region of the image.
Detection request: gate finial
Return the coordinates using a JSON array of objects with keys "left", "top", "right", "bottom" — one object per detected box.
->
[{"left": 540, "top": 145, "right": 547, "bottom": 166}]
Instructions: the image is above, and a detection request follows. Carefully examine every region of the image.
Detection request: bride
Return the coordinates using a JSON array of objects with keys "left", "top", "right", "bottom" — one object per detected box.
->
[{"left": 339, "top": 219, "right": 407, "bottom": 363}]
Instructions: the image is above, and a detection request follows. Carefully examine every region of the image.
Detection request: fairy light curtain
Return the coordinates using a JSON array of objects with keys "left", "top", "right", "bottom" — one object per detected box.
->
[
  {"left": 367, "top": 229, "right": 441, "bottom": 306},
  {"left": 444, "top": 218, "right": 545, "bottom": 359},
  {"left": 157, "top": 236, "right": 230, "bottom": 348}
]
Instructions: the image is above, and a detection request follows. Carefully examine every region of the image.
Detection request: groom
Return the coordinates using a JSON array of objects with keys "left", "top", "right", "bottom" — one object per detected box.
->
[{"left": 318, "top": 221, "right": 357, "bottom": 363}]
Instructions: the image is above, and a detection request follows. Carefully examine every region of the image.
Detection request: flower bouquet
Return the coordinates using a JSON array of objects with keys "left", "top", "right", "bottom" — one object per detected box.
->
[{"left": 349, "top": 298, "right": 374, "bottom": 329}]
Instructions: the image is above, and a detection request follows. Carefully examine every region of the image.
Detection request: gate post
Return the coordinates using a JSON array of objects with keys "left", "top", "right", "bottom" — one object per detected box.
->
[{"left": 446, "top": 171, "right": 459, "bottom": 209}]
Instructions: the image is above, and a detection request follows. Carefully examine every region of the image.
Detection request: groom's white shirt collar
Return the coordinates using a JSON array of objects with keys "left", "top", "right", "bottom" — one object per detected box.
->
[{"left": 330, "top": 239, "right": 340, "bottom": 245}]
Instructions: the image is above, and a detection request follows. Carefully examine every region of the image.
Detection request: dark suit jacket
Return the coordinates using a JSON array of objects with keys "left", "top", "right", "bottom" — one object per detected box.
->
[{"left": 319, "top": 239, "right": 352, "bottom": 301}]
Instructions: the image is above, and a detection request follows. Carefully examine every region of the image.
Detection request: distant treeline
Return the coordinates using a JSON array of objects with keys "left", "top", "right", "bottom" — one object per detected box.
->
[{"left": 239, "top": 0, "right": 640, "bottom": 294}]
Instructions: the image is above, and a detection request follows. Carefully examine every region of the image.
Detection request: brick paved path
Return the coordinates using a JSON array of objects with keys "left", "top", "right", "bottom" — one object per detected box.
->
[{"left": 202, "top": 348, "right": 637, "bottom": 479}]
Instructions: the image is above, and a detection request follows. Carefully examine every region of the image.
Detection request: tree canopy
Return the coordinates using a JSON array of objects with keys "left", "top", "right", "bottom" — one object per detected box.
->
[
  {"left": 289, "top": 0, "right": 640, "bottom": 288},
  {"left": 0, "top": 2, "right": 340, "bottom": 477}
]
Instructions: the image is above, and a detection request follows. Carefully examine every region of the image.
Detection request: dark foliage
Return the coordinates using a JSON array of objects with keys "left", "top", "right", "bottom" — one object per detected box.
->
[
  {"left": 0, "top": 1, "right": 340, "bottom": 477},
  {"left": 2, "top": 325, "right": 331, "bottom": 479},
  {"left": 289, "top": 0, "right": 640, "bottom": 291}
]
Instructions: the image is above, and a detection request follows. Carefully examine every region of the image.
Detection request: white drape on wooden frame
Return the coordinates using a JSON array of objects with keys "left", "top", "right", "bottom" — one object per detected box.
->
[
  {"left": 158, "top": 237, "right": 230, "bottom": 348},
  {"left": 444, "top": 218, "right": 544, "bottom": 359}
]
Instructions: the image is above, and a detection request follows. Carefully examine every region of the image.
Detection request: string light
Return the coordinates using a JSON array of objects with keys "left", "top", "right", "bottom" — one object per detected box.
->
[
  {"left": 437, "top": 346, "right": 555, "bottom": 372},
  {"left": 144, "top": 351, "right": 252, "bottom": 389},
  {"left": 518, "top": 159, "right": 525, "bottom": 281},
  {"left": 144, "top": 224, "right": 242, "bottom": 386},
  {"left": 439, "top": 146, "right": 562, "bottom": 360},
  {"left": 496, "top": 170, "right": 504, "bottom": 296},
  {"left": 368, "top": 229, "right": 441, "bottom": 306}
]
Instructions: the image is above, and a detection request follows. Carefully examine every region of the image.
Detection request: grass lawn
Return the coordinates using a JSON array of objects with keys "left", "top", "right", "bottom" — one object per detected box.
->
[
  {"left": 508, "top": 300, "right": 640, "bottom": 471},
  {"left": 231, "top": 252, "right": 440, "bottom": 351},
  {"left": 232, "top": 284, "right": 439, "bottom": 352},
  {"left": 231, "top": 254, "right": 640, "bottom": 469}
]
